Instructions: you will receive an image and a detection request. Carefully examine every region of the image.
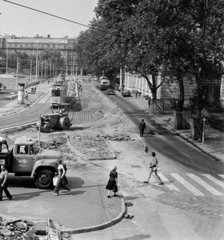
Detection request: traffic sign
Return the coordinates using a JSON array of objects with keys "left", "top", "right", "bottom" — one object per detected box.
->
[{"left": 201, "top": 109, "right": 210, "bottom": 117}]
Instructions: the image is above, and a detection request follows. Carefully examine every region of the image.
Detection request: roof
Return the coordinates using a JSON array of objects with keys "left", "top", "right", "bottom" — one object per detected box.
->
[{"left": 14, "top": 136, "right": 36, "bottom": 145}]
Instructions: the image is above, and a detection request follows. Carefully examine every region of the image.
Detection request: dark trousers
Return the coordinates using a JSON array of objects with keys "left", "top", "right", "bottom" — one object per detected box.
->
[
  {"left": 0, "top": 178, "right": 12, "bottom": 200},
  {"left": 140, "top": 129, "right": 145, "bottom": 137},
  {"left": 54, "top": 176, "right": 70, "bottom": 194}
]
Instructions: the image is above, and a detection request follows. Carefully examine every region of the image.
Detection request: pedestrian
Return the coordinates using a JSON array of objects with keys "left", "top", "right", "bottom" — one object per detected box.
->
[
  {"left": 106, "top": 165, "right": 118, "bottom": 198},
  {"left": 0, "top": 165, "right": 12, "bottom": 201},
  {"left": 139, "top": 119, "right": 146, "bottom": 137},
  {"left": 54, "top": 160, "right": 71, "bottom": 196},
  {"left": 25, "top": 91, "right": 28, "bottom": 100},
  {"left": 0, "top": 137, "right": 9, "bottom": 153},
  {"left": 135, "top": 90, "right": 138, "bottom": 98},
  {"left": 144, "top": 152, "right": 163, "bottom": 185}
]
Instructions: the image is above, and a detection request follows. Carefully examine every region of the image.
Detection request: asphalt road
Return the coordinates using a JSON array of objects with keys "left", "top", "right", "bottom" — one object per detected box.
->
[
  {"left": 102, "top": 89, "right": 224, "bottom": 199},
  {"left": 0, "top": 92, "right": 51, "bottom": 129}
]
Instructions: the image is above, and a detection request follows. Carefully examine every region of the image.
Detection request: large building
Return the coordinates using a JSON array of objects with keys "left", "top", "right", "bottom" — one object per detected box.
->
[{"left": 1, "top": 35, "right": 77, "bottom": 73}]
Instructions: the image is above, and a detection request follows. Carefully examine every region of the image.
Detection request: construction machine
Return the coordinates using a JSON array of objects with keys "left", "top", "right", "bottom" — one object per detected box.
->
[{"left": 36, "top": 103, "right": 72, "bottom": 133}]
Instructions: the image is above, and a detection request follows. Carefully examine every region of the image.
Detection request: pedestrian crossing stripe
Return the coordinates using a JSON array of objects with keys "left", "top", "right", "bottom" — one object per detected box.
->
[
  {"left": 218, "top": 174, "right": 224, "bottom": 179},
  {"left": 153, "top": 173, "right": 224, "bottom": 196},
  {"left": 159, "top": 174, "right": 180, "bottom": 191},
  {"left": 169, "top": 173, "right": 204, "bottom": 196},
  {"left": 187, "top": 174, "right": 223, "bottom": 196},
  {"left": 202, "top": 174, "right": 224, "bottom": 190}
]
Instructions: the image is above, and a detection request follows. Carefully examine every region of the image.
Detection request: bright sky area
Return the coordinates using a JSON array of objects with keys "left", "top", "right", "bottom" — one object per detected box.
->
[{"left": 0, "top": 0, "right": 99, "bottom": 38}]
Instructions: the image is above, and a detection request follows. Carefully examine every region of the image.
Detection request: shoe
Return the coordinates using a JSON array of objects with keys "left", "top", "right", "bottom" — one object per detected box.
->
[
  {"left": 159, "top": 182, "right": 164, "bottom": 185},
  {"left": 67, "top": 190, "right": 71, "bottom": 194},
  {"left": 9, "top": 197, "right": 12, "bottom": 201},
  {"left": 113, "top": 194, "right": 118, "bottom": 197},
  {"left": 107, "top": 196, "right": 111, "bottom": 198},
  {"left": 144, "top": 181, "right": 149, "bottom": 184},
  {"left": 54, "top": 193, "right": 59, "bottom": 196}
]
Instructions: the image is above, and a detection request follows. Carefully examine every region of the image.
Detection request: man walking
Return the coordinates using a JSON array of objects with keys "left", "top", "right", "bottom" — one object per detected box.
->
[
  {"left": 0, "top": 165, "right": 12, "bottom": 201},
  {"left": 139, "top": 119, "right": 146, "bottom": 137},
  {"left": 144, "top": 152, "right": 163, "bottom": 185}
]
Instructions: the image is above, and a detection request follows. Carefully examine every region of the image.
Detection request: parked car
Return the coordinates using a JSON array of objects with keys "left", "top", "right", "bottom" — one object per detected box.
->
[
  {"left": 122, "top": 89, "right": 131, "bottom": 97},
  {"left": 106, "top": 89, "right": 115, "bottom": 95}
]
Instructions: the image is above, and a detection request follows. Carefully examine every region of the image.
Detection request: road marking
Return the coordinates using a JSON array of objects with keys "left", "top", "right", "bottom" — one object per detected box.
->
[
  {"left": 203, "top": 174, "right": 224, "bottom": 189},
  {"left": 218, "top": 174, "right": 224, "bottom": 179},
  {"left": 159, "top": 174, "right": 180, "bottom": 191},
  {"left": 187, "top": 174, "right": 223, "bottom": 196},
  {"left": 170, "top": 173, "right": 204, "bottom": 196},
  {"left": 135, "top": 133, "right": 145, "bottom": 145}
]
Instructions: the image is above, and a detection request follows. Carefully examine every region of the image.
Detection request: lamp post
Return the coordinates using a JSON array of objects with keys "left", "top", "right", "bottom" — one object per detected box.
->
[
  {"left": 35, "top": 39, "right": 39, "bottom": 81},
  {"left": 30, "top": 59, "right": 32, "bottom": 82}
]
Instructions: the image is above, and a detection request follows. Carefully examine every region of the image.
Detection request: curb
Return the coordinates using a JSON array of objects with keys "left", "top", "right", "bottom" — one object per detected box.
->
[
  {"left": 177, "top": 133, "right": 222, "bottom": 162},
  {"left": 61, "top": 195, "right": 125, "bottom": 234},
  {"left": 0, "top": 122, "right": 37, "bottom": 133},
  {"left": 0, "top": 89, "right": 49, "bottom": 119},
  {"left": 124, "top": 96, "right": 223, "bottom": 162}
]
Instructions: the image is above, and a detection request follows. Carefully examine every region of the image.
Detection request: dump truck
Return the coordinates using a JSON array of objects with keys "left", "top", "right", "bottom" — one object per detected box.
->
[{"left": 0, "top": 136, "right": 61, "bottom": 189}]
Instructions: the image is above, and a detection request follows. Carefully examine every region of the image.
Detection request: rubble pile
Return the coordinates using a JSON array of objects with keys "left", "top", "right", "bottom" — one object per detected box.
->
[
  {"left": 40, "top": 135, "right": 71, "bottom": 153},
  {"left": 71, "top": 134, "right": 112, "bottom": 159},
  {"left": 96, "top": 133, "right": 133, "bottom": 141},
  {"left": 0, "top": 218, "right": 47, "bottom": 240}
]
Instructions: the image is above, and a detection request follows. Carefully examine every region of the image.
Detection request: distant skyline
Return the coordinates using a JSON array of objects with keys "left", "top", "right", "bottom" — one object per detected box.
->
[{"left": 0, "top": 0, "right": 99, "bottom": 38}]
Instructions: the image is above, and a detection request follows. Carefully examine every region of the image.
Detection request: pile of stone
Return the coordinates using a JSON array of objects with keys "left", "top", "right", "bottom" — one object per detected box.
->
[
  {"left": 95, "top": 133, "right": 133, "bottom": 141},
  {"left": 40, "top": 136, "right": 71, "bottom": 153},
  {"left": 0, "top": 218, "right": 47, "bottom": 240}
]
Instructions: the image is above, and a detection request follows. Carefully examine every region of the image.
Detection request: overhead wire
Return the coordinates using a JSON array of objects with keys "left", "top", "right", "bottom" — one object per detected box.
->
[{"left": 3, "top": 0, "right": 110, "bottom": 35}]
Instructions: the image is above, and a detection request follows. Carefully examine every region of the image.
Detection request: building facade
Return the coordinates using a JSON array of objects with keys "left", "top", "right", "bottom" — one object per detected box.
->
[{"left": 1, "top": 35, "right": 77, "bottom": 73}]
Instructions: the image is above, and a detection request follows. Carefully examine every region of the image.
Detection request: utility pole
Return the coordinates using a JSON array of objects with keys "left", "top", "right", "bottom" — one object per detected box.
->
[
  {"left": 30, "top": 59, "right": 32, "bottom": 82},
  {"left": 16, "top": 57, "right": 19, "bottom": 89},
  {"left": 6, "top": 43, "right": 8, "bottom": 75},
  {"left": 35, "top": 40, "right": 39, "bottom": 81},
  {"left": 45, "top": 60, "right": 47, "bottom": 80}
]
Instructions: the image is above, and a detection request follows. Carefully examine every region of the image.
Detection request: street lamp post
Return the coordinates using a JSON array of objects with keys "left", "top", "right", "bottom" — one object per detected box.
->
[
  {"left": 35, "top": 40, "right": 39, "bottom": 81},
  {"left": 30, "top": 59, "right": 32, "bottom": 82}
]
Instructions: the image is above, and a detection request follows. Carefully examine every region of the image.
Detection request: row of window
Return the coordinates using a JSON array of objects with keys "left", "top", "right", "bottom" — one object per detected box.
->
[{"left": 7, "top": 44, "right": 67, "bottom": 49}]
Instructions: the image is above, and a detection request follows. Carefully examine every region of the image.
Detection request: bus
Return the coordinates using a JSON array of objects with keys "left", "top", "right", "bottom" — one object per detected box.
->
[
  {"left": 100, "top": 78, "right": 110, "bottom": 90},
  {"left": 49, "top": 81, "right": 68, "bottom": 106}
]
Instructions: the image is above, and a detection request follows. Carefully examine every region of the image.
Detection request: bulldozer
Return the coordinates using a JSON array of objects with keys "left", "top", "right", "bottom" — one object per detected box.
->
[{"left": 36, "top": 103, "right": 72, "bottom": 133}]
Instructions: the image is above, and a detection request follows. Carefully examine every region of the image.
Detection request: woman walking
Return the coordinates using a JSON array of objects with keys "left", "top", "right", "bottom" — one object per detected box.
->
[
  {"left": 144, "top": 152, "right": 163, "bottom": 185},
  {"left": 0, "top": 165, "right": 12, "bottom": 201},
  {"left": 54, "top": 160, "right": 71, "bottom": 196},
  {"left": 106, "top": 166, "right": 118, "bottom": 198}
]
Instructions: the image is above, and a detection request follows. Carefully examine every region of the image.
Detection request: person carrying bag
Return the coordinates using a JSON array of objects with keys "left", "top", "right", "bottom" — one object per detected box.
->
[
  {"left": 144, "top": 152, "right": 163, "bottom": 185},
  {"left": 53, "top": 160, "right": 70, "bottom": 196}
]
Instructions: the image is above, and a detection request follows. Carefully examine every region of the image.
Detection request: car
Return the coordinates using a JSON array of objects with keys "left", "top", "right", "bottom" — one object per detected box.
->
[
  {"left": 122, "top": 89, "right": 131, "bottom": 97},
  {"left": 106, "top": 89, "right": 115, "bottom": 95}
]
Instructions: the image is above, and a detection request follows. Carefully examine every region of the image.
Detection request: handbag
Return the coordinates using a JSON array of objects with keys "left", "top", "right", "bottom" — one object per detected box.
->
[
  {"left": 149, "top": 164, "right": 156, "bottom": 168},
  {"left": 62, "top": 175, "right": 68, "bottom": 185},
  {"left": 53, "top": 176, "right": 58, "bottom": 186},
  {"left": 113, "top": 184, "right": 118, "bottom": 193}
]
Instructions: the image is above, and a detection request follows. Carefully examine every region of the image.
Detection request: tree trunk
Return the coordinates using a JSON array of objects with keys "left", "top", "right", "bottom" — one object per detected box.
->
[
  {"left": 151, "top": 75, "right": 157, "bottom": 99},
  {"left": 178, "top": 74, "right": 184, "bottom": 111}
]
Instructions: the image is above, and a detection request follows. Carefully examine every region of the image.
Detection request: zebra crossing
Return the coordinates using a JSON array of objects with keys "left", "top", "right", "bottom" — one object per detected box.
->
[{"left": 150, "top": 172, "right": 224, "bottom": 197}]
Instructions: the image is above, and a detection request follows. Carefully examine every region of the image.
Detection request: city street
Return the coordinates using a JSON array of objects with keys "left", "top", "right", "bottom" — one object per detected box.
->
[{"left": 0, "top": 77, "right": 224, "bottom": 239}]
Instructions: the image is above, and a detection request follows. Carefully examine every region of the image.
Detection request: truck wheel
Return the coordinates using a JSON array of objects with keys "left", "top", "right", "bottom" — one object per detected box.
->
[{"left": 35, "top": 169, "right": 53, "bottom": 189}]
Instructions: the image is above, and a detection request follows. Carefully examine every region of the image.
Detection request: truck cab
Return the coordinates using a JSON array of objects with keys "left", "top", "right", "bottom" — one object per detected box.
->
[{"left": 0, "top": 136, "right": 61, "bottom": 189}]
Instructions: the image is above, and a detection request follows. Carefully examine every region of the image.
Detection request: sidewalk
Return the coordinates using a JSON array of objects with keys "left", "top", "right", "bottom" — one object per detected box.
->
[
  {"left": 120, "top": 92, "right": 224, "bottom": 162},
  {"left": 0, "top": 81, "right": 51, "bottom": 116}
]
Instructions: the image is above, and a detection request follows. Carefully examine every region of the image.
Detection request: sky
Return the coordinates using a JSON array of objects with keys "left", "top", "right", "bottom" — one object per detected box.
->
[{"left": 0, "top": 0, "right": 99, "bottom": 38}]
